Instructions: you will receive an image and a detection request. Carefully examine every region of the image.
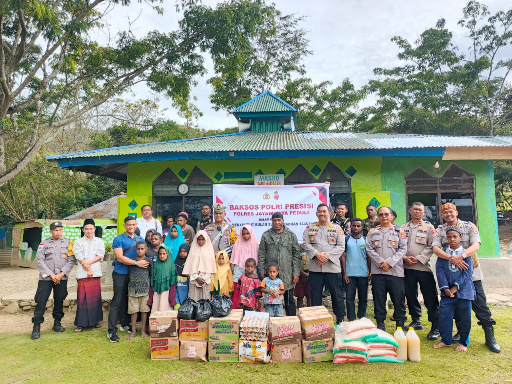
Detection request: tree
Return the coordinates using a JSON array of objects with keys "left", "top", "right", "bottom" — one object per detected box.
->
[
  {"left": 0, "top": 0, "right": 310, "bottom": 186},
  {"left": 277, "top": 77, "right": 364, "bottom": 131},
  {"left": 360, "top": 1, "right": 512, "bottom": 135}
]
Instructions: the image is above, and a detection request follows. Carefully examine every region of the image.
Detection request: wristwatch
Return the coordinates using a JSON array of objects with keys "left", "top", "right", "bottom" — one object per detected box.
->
[
  {"left": 461, "top": 253, "right": 467, "bottom": 259},
  {"left": 134, "top": 260, "right": 138, "bottom": 266}
]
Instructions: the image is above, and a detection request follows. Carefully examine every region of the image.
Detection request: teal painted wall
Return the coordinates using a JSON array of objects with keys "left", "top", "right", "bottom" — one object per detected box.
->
[{"left": 124, "top": 156, "right": 499, "bottom": 256}]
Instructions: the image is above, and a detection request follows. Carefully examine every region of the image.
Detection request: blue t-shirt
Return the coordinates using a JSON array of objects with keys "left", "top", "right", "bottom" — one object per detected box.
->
[
  {"left": 345, "top": 236, "right": 368, "bottom": 277},
  {"left": 112, "top": 232, "right": 144, "bottom": 275},
  {"left": 261, "top": 277, "right": 284, "bottom": 305}
]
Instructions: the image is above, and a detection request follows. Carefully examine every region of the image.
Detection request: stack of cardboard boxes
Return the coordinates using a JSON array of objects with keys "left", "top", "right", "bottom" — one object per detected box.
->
[
  {"left": 238, "top": 312, "right": 271, "bottom": 363},
  {"left": 298, "top": 306, "right": 335, "bottom": 363},
  {"left": 208, "top": 309, "right": 244, "bottom": 362},
  {"left": 149, "top": 311, "right": 180, "bottom": 360},
  {"left": 269, "top": 316, "right": 303, "bottom": 363},
  {"left": 179, "top": 316, "right": 209, "bottom": 362}
]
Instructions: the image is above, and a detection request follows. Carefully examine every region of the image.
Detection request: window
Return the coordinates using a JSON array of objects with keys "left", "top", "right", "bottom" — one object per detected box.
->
[{"left": 405, "top": 164, "right": 476, "bottom": 225}]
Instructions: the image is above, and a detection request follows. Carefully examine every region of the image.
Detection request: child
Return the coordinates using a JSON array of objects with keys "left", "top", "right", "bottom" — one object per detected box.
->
[
  {"left": 150, "top": 246, "right": 177, "bottom": 315},
  {"left": 211, "top": 251, "right": 234, "bottom": 297},
  {"left": 238, "top": 258, "right": 261, "bottom": 313},
  {"left": 295, "top": 250, "right": 312, "bottom": 310},
  {"left": 231, "top": 225, "right": 259, "bottom": 309},
  {"left": 127, "top": 241, "right": 152, "bottom": 340},
  {"left": 433, "top": 226, "right": 475, "bottom": 352},
  {"left": 174, "top": 244, "right": 190, "bottom": 310},
  {"left": 182, "top": 230, "right": 217, "bottom": 301},
  {"left": 260, "top": 262, "right": 285, "bottom": 317},
  {"left": 163, "top": 224, "right": 186, "bottom": 261}
]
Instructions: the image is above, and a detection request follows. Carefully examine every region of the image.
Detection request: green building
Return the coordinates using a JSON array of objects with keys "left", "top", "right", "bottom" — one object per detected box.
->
[{"left": 48, "top": 91, "right": 512, "bottom": 257}]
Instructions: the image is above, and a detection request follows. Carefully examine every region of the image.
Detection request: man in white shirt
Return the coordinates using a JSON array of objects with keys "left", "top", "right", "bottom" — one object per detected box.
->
[{"left": 136, "top": 205, "right": 162, "bottom": 238}]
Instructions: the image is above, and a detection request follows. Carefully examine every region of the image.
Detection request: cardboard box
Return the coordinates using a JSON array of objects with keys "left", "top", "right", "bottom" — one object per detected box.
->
[
  {"left": 298, "top": 308, "right": 335, "bottom": 341},
  {"left": 208, "top": 309, "right": 243, "bottom": 341},
  {"left": 269, "top": 316, "right": 302, "bottom": 344},
  {"left": 179, "top": 340, "right": 208, "bottom": 362},
  {"left": 302, "top": 338, "right": 334, "bottom": 363},
  {"left": 150, "top": 337, "right": 179, "bottom": 360},
  {"left": 271, "top": 342, "right": 302, "bottom": 363},
  {"left": 149, "top": 311, "right": 179, "bottom": 338},
  {"left": 208, "top": 341, "right": 239, "bottom": 362},
  {"left": 239, "top": 340, "right": 271, "bottom": 363},
  {"left": 179, "top": 319, "right": 208, "bottom": 340}
]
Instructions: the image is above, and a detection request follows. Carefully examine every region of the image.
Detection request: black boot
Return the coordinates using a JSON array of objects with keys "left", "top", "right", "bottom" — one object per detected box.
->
[
  {"left": 483, "top": 325, "right": 501, "bottom": 353},
  {"left": 396, "top": 321, "right": 404, "bottom": 330},
  {"left": 408, "top": 319, "right": 423, "bottom": 330},
  {"left": 427, "top": 326, "right": 440, "bottom": 341},
  {"left": 377, "top": 321, "right": 386, "bottom": 332},
  {"left": 52, "top": 319, "right": 65, "bottom": 332},
  {"left": 452, "top": 332, "right": 460, "bottom": 343},
  {"left": 31, "top": 324, "right": 41, "bottom": 340}
]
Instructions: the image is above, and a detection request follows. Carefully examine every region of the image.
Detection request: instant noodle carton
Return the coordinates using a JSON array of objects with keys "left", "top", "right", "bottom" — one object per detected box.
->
[
  {"left": 298, "top": 306, "right": 335, "bottom": 341},
  {"left": 150, "top": 337, "right": 179, "bottom": 360},
  {"left": 149, "top": 311, "right": 179, "bottom": 338},
  {"left": 271, "top": 342, "right": 302, "bottom": 363},
  {"left": 302, "top": 338, "right": 334, "bottom": 363},
  {"left": 179, "top": 340, "right": 208, "bottom": 362},
  {"left": 269, "top": 316, "right": 302, "bottom": 344},
  {"left": 208, "top": 340, "right": 239, "bottom": 362},
  {"left": 208, "top": 309, "right": 243, "bottom": 342},
  {"left": 179, "top": 319, "right": 208, "bottom": 340},
  {"left": 239, "top": 340, "right": 271, "bottom": 363}
]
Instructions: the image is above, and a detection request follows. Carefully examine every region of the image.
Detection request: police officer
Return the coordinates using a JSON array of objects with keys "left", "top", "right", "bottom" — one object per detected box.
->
[
  {"left": 31, "top": 221, "right": 75, "bottom": 340},
  {"left": 433, "top": 203, "right": 501, "bottom": 353},
  {"left": 401, "top": 202, "right": 440, "bottom": 340},
  {"left": 197, "top": 204, "right": 213, "bottom": 232},
  {"left": 205, "top": 204, "right": 238, "bottom": 254},
  {"left": 366, "top": 206, "right": 407, "bottom": 332},
  {"left": 302, "top": 203, "right": 346, "bottom": 324}
]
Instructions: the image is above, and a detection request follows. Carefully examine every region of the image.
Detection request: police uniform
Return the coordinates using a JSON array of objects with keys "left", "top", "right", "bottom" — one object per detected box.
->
[
  {"left": 401, "top": 220, "right": 439, "bottom": 332},
  {"left": 32, "top": 232, "right": 75, "bottom": 328},
  {"left": 205, "top": 204, "right": 238, "bottom": 253},
  {"left": 433, "top": 220, "right": 495, "bottom": 327},
  {"left": 302, "top": 221, "right": 346, "bottom": 323},
  {"left": 366, "top": 224, "right": 407, "bottom": 327}
]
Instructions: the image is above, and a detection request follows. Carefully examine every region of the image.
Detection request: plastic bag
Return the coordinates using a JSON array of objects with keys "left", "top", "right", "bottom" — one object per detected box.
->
[
  {"left": 195, "top": 299, "right": 213, "bottom": 322},
  {"left": 210, "top": 295, "right": 232, "bottom": 317},
  {"left": 178, "top": 297, "right": 198, "bottom": 320}
]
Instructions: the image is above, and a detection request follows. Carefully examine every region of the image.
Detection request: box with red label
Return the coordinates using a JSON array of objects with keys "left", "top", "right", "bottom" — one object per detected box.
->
[
  {"left": 302, "top": 338, "right": 334, "bottom": 363},
  {"left": 239, "top": 340, "right": 271, "bottom": 363},
  {"left": 269, "top": 316, "right": 302, "bottom": 344},
  {"left": 150, "top": 337, "right": 180, "bottom": 360},
  {"left": 271, "top": 342, "right": 302, "bottom": 363},
  {"left": 298, "top": 307, "right": 335, "bottom": 341},
  {"left": 149, "top": 311, "right": 179, "bottom": 338},
  {"left": 179, "top": 340, "right": 207, "bottom": 362},
  {"left": 179, "top": 319, "right": 208, "bottom": 340},
  {"left": 208, "top": 340, "right": 239, "bottom": 362}
]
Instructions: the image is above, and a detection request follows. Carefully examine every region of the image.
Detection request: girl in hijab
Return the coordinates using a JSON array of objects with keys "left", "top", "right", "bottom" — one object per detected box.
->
[
  {"left": 145, "top": 229, "right": 156, "bottom": 248},
  {"left": 150, "top": 246, "right": 177, "bottom": 315},
  {"left": 174, "top": 243, "right": 190, "bottom": 309},
  {"left": 182, "top": 230, "right": 216, "bottom": 301},
  {"left": 210, "top": 251, "right": 234, "bottom": 298},
  {"left": 163, "top": 224, "right": 186, "bottom": 261},
  {"left": 230, "top": 225, "right": 259, "bottom": 308}
]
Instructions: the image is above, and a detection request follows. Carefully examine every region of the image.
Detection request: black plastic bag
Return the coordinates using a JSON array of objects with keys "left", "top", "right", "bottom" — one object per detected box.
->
[
  {"left": 178, "top": 297, "right": 197, "bottom": 320},
  {"left": 210, "top": 295, "right": 232, "bottom": 317},
  {"left": 195, "top": 299, "right": 213, "bottom": 322}
]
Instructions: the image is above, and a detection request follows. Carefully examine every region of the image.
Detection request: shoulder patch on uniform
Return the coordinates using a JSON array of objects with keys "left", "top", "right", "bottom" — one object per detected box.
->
[
  {"left": 471, "top": 225, "right": 479, "bottom": 235},
  {"left": 38, "top": 243, "right": 44, "bottom": 249},
  {"left": 400, "top": 229, "right": 406, "bottom": 239}
]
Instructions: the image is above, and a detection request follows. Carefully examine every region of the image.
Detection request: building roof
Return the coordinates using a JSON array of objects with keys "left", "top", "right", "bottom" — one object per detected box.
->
[
  {"left": 64, "top": 195, "right": 120, "bottom": 220},
  {"left": 47, "top": 131, "right": 512, "bottom": 180},
  {"left": 231, "top": 91, "right": 297, "bottom": 113}
]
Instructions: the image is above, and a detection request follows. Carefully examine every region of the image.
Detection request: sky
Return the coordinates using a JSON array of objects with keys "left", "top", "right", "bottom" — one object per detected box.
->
[{"left": 99, "top": 0, "right": 510, "bottom": 130}]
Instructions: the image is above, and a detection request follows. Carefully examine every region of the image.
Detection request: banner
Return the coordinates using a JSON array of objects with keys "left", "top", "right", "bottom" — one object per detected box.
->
[{"left": 213, "top": 183, "right": 330, "bottom": 241}]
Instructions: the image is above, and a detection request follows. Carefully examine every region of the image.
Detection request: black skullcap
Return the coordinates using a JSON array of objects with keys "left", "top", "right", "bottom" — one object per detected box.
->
[{"left": 271, "top": 212, "right": 283, "bottom": 220}]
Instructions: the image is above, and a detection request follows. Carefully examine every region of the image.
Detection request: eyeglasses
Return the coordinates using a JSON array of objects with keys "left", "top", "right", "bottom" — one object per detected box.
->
[{"left": 378, "top": 213, "right": 390, "bottom": 217}]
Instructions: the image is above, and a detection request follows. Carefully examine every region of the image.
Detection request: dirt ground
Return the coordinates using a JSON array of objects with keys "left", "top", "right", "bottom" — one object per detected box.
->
[{"left": 1, "top": 225, "right": 511, "bottom": 335}]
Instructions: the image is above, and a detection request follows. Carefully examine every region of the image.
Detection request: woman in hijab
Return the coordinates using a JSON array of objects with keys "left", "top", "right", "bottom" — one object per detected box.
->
[
  {"left": 174, "top": 243, "right": 190, "bottom": 309},
  {"left": 150, "top": 246, "right": 177, "bottom": 314},
  {"left": 182, "top": 230, "right": 216, "bottom": 301},
  {"left": 145, "top": 228, "right": 156, "bottom": 248},
  {"left": 163, "top": 224, "right": 185, "bottom": 261},
  {"left": 210, "top": 251, "right": 234, "bottom": 298},
  {"left": 230, "top": 225, "right": 259, "bottom": 308}
]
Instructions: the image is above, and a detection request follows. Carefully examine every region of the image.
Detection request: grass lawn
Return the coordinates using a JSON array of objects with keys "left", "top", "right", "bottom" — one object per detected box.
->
[{"left": 1, "top": 305, "right": 511, "bottom": 384}]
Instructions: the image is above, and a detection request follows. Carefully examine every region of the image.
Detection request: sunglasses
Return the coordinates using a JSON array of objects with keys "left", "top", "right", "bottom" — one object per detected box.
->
[{"left": 378, "top": 213, "right": 390, "bottom": 217}]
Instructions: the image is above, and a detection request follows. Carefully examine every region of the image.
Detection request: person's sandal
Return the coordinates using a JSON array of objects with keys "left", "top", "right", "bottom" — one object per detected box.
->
[{"left": 74, "top": 327, "right": 83, "bottom": 333}]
